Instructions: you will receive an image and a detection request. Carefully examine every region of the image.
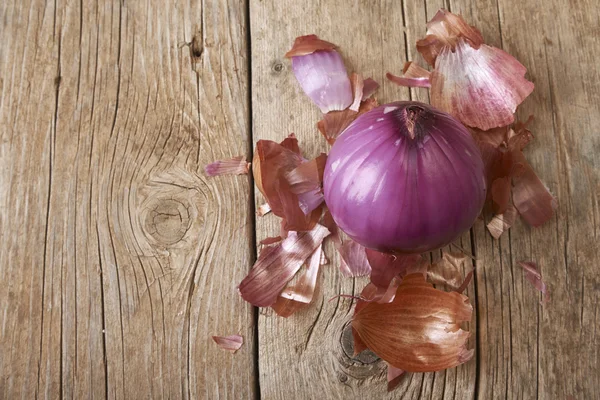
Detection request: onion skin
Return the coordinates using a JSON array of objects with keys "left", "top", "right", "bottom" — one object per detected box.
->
[
  {"left": 323, "top": 101, "right": 486, "bottom": 253},
  {"left": 291, "top": 50, "right": 353, "bottom": 113}
]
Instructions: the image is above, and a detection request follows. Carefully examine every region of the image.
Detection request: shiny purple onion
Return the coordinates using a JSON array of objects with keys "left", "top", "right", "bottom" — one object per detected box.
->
[
  {"left": 291, "top": 50, "right": 353, "bottom": 113},
  {"left": 323, "top": 101, "right": 486, "bottom": 253}
]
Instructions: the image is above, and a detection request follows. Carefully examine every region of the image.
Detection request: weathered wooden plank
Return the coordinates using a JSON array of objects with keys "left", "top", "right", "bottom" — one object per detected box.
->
[
  {"left": 0, "top": 0, "right": 256, "bottom": 398},
  {"left": 250, "top": 1, "right": 477, "bottom": 398},
  {"left": 445, "top": 0, "right": 600, "bottom": 398},
  {"left": 534, "top": 2, "right": 600, "bottom": 396},
  {"left": 0, "top": 0, "right": 59, "bottom": 397},
  {"left": 471, "top": 0, "right": 600, "bottom": 398}
]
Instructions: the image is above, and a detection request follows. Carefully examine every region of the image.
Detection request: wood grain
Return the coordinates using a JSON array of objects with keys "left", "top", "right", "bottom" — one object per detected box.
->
[
  {"left": 1, "top": 0, "right": 598, "bottom": 398},
  {"left": 0, "top": 0, "right": 255, "bottom": 398}
]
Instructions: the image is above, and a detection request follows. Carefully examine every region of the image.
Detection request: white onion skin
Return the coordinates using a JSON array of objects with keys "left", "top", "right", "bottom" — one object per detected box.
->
[{"left": 323, "top": 101, "right": 486, "bottom": 254}]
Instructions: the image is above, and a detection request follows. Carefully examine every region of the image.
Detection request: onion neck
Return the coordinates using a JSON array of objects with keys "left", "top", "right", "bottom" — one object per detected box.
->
[{"left": 404, "top": 105, "right": 426, "bottom": 140}]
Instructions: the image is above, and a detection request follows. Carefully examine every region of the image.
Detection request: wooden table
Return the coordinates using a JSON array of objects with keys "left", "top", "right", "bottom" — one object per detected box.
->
[{"left": 1, "top": 0, "right": 598, "bottom": 398}]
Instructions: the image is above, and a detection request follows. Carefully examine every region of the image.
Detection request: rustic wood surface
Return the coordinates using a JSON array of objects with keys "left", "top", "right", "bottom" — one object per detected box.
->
[
  {"left": 0, "top": 0, "right": 255, "bottom": 398},
  {"left": 1, "top": 0, "right": 598, "bottom": 399}
]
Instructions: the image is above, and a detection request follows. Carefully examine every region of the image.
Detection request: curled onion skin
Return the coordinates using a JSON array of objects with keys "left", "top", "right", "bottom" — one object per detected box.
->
[{"left": 323, "top": 101, "right": 486, "bottom": 253}]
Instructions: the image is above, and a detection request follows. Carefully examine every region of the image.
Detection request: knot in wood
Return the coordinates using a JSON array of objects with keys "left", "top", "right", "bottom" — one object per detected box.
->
[
  {"left": 135, "top": 168, "right": 206, "bottom": 256},
  {"left": 190, "top": 34, "right": 204, "bottom": 59},
  {"left": 143, "top": 198, "right": 191, "bottom": 246},
  {"left": 330, "top": 319, "right": 385, "bottom": 385},
  {"left": 340, "top": 322, "right": 379, "bottom": 365},
  {"left": 271, "top": 61, "right": 284, "bottom": 75}
]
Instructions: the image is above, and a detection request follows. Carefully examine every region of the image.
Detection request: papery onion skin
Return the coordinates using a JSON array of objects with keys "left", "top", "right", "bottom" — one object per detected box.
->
[
  {"left": 352, "top": 273, "right": 473, "bottom": 372},
  {"left": 291, "top": 50, "right": 353, "bottom": 113},
  {"left": 323, "top": 101, "right": 486, "bottom": 253}
]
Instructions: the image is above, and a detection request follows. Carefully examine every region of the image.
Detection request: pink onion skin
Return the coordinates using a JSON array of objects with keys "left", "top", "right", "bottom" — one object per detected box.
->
[
  {"left": 323, "top": 101, "right": 486, "bottom": 254},
  {"left": 291, "top": 50, "right": 353, "bottom": 113}
]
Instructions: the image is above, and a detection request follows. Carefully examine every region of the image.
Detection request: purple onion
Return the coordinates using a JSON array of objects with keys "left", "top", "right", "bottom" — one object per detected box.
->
[
  {"left": 323, "top": 101, "right": 486, "bottom": 253},
  {"left": 291, "top": 50, "right": 353, "bottom": 113}
]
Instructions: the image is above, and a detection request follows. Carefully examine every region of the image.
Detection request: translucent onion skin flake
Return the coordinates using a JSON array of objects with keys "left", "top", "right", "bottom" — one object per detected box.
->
[
  {"left": 337, "top": 240, "right": 371, "bottom": 278},
  {"left": 430, "top": 40, "right": 534, "bottom": 130},
  {"left": 518, "top": 261, "right": 550, "bottom": 304},
  {"left": 487, "top": 205, "right": 518, "bottom": 239},
  {"left": 212, "top": 335, "right": 243, "bottom": 353},
  {"left": 253, "top": 136, "right": 325, "bottom": 231},
  {"left": 409, "top": 9, "right": 534, "bottom": 130},
  {"left": 386, "top": 363, "right": 405, "bottom": 392},
  {"left": 386, "top": 62, "right": 431, "bottom": 88},
  {"left": 238, "top": 225, "right": 330, "bottom": 307},
  {"left": 416, "top": 9, "right": 484, "bottom": 67},
  {"left": 427, "top": 252, "right": 470, "bottom": 290},
  {"left": 271, "top": 245, "right": 323, "bottom": 317},
  {"left": 204, "top": 156, "right": 249, "bottom": 176},
  {"left": 288, "top": 36, "right": 353, "bottom": 114}
]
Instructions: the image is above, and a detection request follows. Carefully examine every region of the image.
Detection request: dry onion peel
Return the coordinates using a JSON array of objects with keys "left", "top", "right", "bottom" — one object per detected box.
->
[
  {"left": 338, "top": 240, "right": 372, "bottom": 278},
  {"left": 473, "top": 120, "right": 556, "bottom": 229},
  {"left": 366, "top": 250, "right": 424, "bottom": 290},
  {"left": 319, "top": 250, "right": 329, "bottom": 265},
  {"left": 427, "top": 252, "right": 470, "bottom": 290},
  {"left": 253, "top": 137, "right": 302, "bottom": 204},
  {"left": 487, "top": 205, "right": 518, "bottom": 239},
  {"left": 285, "top": 154, "right": 327, "bottom": 194},
  {"left": 287, "top": 34, "right": 380, "bottom": 119},
  {"left": 511, "top": 151, "right": 557, "bottom": 227},
  {"left": 238, "top": 225, "right": 330, "bottom": 307},
  {"left": 287, "top": 35, "right": 352, "bottom": 113},
  {"left": 279, "top": 133, "right": 302, "bottom": 155},
  {"left": 212, "top": 335, "right": 243, "bottom": 353},
  {"left": 349, "top": 73, "right": 365, "bottom": 112},
  {"left": 351, "top": 253, "right": 426, "bottom": 356},
  {"left": 284, "top": 34, "right": 337, "bottom": 58},
  {"left": 253, "top": 136, "right": 323, "bottom": 231},
  {"left": 518, "top": 261, "right": 550, "bottom": 304},
  {"left": 322, "top": 209, "right": 341, "bottom": 246},
  {"left": 259, "top": 236, "right": 282, "bottom": 246},
  {"left": 271, "top": 245, "right": 323, "bottom": 317},
  {"left": 317, "top": 94, "right": 379, "bottom": 145},
  {"left": 284, "top": 153, "right": 327, "bottom": 215},
  {"left": 491, "top": 176, "right": 512, "bottom": 214},
  {"left": 352, "top": 283, "right": 385, "bottom": 356},
  {"left": 411, "top": 10, "right": 534, "bottom": 130},
  {"left": 350, "top": 251, "right": 473, "bottom": 358},
  {"left": 352, "top": 273, "right": 474, "bottom": 372},
  {"left": 386, "top": 363, "right": 405, "bottom": 392},
  {"left": 256, "top": 202, "right": 272, "bottom": 217},
  {"left": 416, "top": 9, "right": 484, "bottom": 66},
  {"left": 362, "top": 78, "right": 380, "bottom": 100},
  {"left": 430, "top": 40, "right": 534, "bottom": 130},
  {"left": 386, "top": 62, "right": 431, "bottom": 88},
  {"left": 505, "top": 129, "right": 556, "bottom": 227},
  {"left": 352, "top": 326, "right": 369, "bottom": 355},
  {"left": 471, "top": 125, "right": 511, "bottom": 149},
  {"left": 204, "top": 156, "right": 249, "bottom": 177}
]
